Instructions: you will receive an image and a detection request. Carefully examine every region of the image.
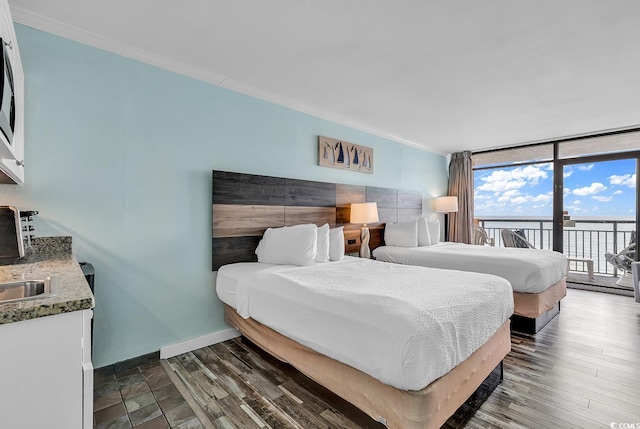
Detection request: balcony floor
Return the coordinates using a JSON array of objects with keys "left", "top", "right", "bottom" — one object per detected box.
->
[{"left": 567, "top": 271, "right": 635, "bottom": 296}]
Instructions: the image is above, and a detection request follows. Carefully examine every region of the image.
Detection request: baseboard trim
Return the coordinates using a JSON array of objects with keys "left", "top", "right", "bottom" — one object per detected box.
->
[
  {"left": 160, "top": 328, "right": 241, "bottom": 359},
  {"left": 94, "top": 351, "right": 160, "bottom": 376}
]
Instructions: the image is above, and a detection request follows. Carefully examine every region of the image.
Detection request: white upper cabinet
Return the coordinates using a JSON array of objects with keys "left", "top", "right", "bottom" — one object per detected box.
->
[{"left": 0, "top": 0, "right": 25, "bottom": 184}]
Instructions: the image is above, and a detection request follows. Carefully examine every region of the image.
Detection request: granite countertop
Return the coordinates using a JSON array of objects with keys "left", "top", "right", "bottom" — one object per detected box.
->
[{"left": 0, "top": 237, "right": 95, "bottom": 325}]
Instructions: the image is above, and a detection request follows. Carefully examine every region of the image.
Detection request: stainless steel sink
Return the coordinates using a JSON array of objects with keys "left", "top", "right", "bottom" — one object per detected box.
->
[{"left": 0, "top": 277, "right": 58, "bottom": 304}]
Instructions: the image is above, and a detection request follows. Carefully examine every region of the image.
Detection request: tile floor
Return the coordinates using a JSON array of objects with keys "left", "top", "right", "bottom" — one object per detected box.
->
[{"left": 93, "top": 361, "right": 204, "bottom": 429}]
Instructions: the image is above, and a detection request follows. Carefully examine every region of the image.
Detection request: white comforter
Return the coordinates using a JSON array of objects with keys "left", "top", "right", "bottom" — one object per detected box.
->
[
  {"left": 373, "top": 243, "right": 567, "bottom": 293},
  {"left": 217, "top": 257, "right": 513, "bottom": 391}
]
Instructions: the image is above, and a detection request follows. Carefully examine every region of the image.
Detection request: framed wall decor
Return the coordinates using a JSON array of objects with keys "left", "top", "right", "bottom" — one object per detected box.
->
[{"left": 318, "top": 136, "right": 373, "bottom": 174}]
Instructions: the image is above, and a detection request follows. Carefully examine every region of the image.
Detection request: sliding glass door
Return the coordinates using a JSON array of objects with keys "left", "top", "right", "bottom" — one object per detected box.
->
[{"left": 561, "top": 158, "right": 637, "bottom": 288}]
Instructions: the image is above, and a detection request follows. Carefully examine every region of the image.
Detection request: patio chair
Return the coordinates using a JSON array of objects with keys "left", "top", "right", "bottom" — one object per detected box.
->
[
  {"left": 502, "top": 228, "right": 595, "bottom": 280},
  {"left": 605, "top": 231, "right": 636, "bottom": 288},
  {"left": 474, "top": 225, "right": 495, "bottom": 246},
  {"left": 501, "top": 229, "right": 535, "bottom": 249}
]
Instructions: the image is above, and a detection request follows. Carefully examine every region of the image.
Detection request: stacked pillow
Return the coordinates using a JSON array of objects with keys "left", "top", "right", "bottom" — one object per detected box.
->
[
  {"left": 328, "top": 227, "right": 345, "bottom": 262},
  {"left": 316, "top": 223, "right": 330, "bottom": 263},
  {"left": 255, "top": 224, "right": 345, "bottom": 265},
  {"left": 384, "top": 217, "right": 440, "bottom": 247}
]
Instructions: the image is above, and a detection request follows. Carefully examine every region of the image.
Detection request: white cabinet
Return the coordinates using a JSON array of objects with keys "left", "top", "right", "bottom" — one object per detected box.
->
[
  {"left": 0, "top": 0, "right": 25, "bottom": 184},
  {"left": 0, "top": 310, "right": 93, "bottom": 429}
]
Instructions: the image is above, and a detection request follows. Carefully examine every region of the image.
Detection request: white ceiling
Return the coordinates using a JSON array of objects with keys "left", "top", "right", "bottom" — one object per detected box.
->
[{"left": 8, "top": 0, "right": 640, "bottom": 155}]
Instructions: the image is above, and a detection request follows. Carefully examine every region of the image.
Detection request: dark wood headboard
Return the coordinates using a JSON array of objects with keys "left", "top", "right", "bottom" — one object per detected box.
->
[{"left": 212, "top": 170, "right": 422, "bottom": 270}]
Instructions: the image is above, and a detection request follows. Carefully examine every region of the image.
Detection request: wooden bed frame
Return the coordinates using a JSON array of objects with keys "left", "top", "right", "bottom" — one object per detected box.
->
[{"left": 211, "top": 170, "right": 511, "bottom": 428}]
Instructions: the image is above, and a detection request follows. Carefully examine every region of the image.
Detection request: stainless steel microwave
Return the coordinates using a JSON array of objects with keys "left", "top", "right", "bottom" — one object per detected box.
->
[{"left": 0, "top": 37, "right": 16, "bottom": 153}]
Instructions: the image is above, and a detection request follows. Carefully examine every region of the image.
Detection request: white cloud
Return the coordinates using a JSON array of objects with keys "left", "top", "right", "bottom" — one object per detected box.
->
[
  {"left": 564, "top": 188, "right": 571, "bottom": 196},
  {"left": 592, "top": 195, "right": 613, "bottom": 202},
  {"left": 578, "top": 164, "right": 594, "bottom": 171},
  {"left": 613, "top": 190, "right": 623, "bottom": 195},
  {"left": 512, "top": 196, "right": 529, "bottom": 204},
  {"left": 563, "top": 170, "right": 573, "bottom": 178},
  {"left": 495, "top": 189, "right": 520, "bottom": 203},
  {"left": 609, "top": 173, "right": 636, "bottom": 188},
  {"left": 572, "top": 182, "right": 607, "bottom": 196},
  {"left": 532, "top": 192, "right": 552, "bottom": 202},
  {"left": 495, "top": 190, "right": 552, "bottom": 206},
  {"left": 477, "top": 165, "right": 548, "bottom": 192},
  {"left": 574, "top": 200, "right": 581, "bottom": 204}
]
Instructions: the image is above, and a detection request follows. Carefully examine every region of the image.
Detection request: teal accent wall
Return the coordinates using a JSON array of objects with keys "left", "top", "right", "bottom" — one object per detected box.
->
[{"left": 2, "top": 25, "right": 448, "bottom": 367}]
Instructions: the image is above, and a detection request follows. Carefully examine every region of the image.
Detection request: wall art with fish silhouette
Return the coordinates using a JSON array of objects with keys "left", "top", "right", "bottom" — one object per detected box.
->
[{"left": 317, "top": 136, "right": 374, "bottom": 174}]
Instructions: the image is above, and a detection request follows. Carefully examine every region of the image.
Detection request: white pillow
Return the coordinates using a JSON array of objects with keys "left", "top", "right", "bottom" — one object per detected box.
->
[
  {"left": 255, "top": 224, "right": 317, "bottom": 266},
  {"left": 315, "top": 224, "right": 330, "bottom": 263},
  {"left": 417, "top": 217, "right": 432, "bottom": 246},
  {"left": 428, "top": 219, "right": 440, "bottom": 244},
  {"left": 385, "top": 220, "right": 418, "bottom": 247},
  {"left": 329, "top": 226, "right": 345, "bottom": 261}
]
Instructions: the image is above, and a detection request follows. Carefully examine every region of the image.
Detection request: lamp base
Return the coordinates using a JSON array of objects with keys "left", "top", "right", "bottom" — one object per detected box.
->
[
  {"left": 360, "top": 226, "right": 371, "bottom": 259},
  {"left": 444, "top": 213, "right": 449, "bottom": 242}
]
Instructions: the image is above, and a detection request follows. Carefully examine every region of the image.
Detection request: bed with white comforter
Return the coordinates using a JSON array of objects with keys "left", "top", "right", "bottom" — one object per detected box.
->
[
  {"left": 373, "top": 242, "right": 567, "bottom": 293},
  {"left": 217, "top": 257, "right": 513, "bottom": 391}
]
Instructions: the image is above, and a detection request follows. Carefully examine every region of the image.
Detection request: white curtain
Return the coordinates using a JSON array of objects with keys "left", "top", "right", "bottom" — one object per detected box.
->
[{"left": 448, "top": 151, "right": 473, "bottom": 244}]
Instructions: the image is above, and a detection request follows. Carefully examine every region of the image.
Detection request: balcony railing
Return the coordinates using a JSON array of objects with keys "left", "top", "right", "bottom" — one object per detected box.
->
[{"left": 477, "top": 218, "right": 636, "bottom": 277}]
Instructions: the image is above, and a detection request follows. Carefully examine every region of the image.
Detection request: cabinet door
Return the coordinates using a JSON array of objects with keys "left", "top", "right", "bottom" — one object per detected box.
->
[
  {"left": 0, "top": 0, "right": 24, "bottom": 183},
  {"left": 0, "top": 311, "right": 85, "bottom": 429},
  {"left": 82, "top": 310, "right": 94, "bottom": 429}
]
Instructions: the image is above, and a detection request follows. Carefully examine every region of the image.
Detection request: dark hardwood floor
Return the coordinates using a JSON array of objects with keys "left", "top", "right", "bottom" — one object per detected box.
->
[
  {"left": 96, "top": 288, "right": 640, "bottom": 428},
  {"left": 468, "top": 288, "right": 640, "bottom": 429}
]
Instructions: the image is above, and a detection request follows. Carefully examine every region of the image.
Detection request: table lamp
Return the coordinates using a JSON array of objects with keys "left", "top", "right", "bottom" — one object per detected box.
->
[
  {"left": 350, "top": 202, "right": 379, "bottom": 258},
  {"left": 435, "top": 196, "right": 458, "bottom": 241}
]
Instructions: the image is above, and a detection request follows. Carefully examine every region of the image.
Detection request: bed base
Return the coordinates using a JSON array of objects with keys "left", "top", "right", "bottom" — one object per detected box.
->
[
  {"left": 511, "top": 278, "right": 566, "bottom": 334},
  {"left": 511, "top": 301, "right": 560, "bottom": 334},
  {"left": 224, "top": 305, "right": 511, "bottom": 429},
  {"left": 238, "top": 336, "right": 504, "bottom": 429}
]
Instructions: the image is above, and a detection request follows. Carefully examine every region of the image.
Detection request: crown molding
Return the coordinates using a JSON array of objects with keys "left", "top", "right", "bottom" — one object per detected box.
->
[
  {"left": 9, "top": 6, "right": 227, "bottom": 86},
  {"left": 219, "top": 78, "right": 445, "bottom": 155},
  {"left": 10, "top": 6, "right": 446, "bottom": 156}
]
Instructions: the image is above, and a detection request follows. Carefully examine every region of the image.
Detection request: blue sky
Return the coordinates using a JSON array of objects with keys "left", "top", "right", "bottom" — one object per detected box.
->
[{"left": 474, "top": 159, "right": 636, "bottom": 218}]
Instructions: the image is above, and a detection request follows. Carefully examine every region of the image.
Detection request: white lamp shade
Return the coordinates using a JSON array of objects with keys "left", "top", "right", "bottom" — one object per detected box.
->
[
  {"left": 350, "top": 202, "right": 379, "bottom": 224},
  {"left": 435, "top": 196, "right": 458, "bottom": 213}
]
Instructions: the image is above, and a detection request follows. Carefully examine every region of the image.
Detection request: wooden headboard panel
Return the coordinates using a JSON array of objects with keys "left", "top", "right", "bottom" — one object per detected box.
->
[{"left": 212, "top": 170, "right": 422, "bottom": 270}]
